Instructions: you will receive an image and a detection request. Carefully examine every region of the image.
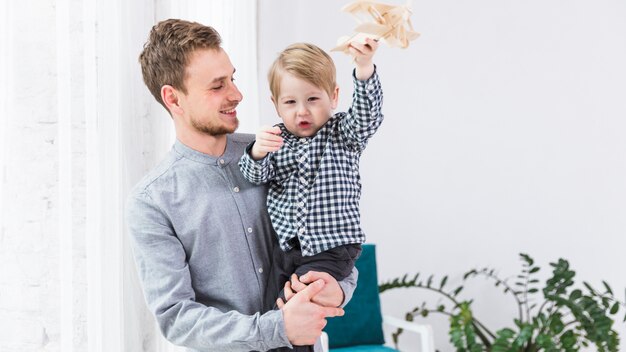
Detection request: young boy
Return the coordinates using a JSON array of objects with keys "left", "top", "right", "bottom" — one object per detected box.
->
[{"left": 239, "top": 39, "right": 382, "bottom": 326}]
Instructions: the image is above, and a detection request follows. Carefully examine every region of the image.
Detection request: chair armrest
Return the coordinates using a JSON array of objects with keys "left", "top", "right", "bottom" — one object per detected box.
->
[
  {"left": 383, "top": 315, "right": 435, "bottom": 352},
  {"left": 321, "top": 331, "right": 329, "bottom": 352}
]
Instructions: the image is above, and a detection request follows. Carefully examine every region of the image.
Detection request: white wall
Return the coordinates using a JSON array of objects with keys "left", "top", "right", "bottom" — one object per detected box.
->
[
  {"left": 258, "top": 1, "right": 626, "bottom": 350},
  {"left": 0, "top": 0, "right": 88, "bottom": 350}
]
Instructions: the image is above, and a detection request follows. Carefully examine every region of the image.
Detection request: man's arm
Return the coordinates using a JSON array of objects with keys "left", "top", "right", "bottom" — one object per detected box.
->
[
  {"left": 126, "top": 192, "right": 290, "bottom": 351},
  {"left": 280, "top": 280, "right": 346, "bottom": 345}
]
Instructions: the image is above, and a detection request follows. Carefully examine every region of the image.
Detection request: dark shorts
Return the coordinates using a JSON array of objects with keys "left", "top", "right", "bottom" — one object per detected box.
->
[{"left": 265, "top": 241, "right": 362, "bottom": 310}]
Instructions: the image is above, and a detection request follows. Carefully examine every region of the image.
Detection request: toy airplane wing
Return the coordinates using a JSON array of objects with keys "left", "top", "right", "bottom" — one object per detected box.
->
[
  {"left": 331, "top": 32, "right": 375, "bottom": 53},
  {"left": 341, "top": 0, "right": 398, "bottom": 23},
  {"left": 334, "top": 0, "right": 420, "bottom": 53},
  {"left": 353, "top": 22, "right": 390, "bottom": 36}
]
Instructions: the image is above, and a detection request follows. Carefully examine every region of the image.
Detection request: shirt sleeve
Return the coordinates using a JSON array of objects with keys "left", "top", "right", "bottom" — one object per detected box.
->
[
  {"left": 126, "top": 192, "right": 290, "bottom": 352},
  {"left": 338, "top": 266, "right": 359, "bottom": 308},
  {"left": 338, "top": 67, "right": 384, "bottom": 151},
  {"left": 238, "top": 141, "right": 276, "bottom": 185}
]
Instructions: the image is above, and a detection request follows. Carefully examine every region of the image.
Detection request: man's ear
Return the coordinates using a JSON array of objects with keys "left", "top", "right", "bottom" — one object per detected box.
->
[
  {"left": 330, "top": 86, "right": 340, "bottom": 110},
  {"left": 161, "top": 85, "right": 183, "bottom": 116}
]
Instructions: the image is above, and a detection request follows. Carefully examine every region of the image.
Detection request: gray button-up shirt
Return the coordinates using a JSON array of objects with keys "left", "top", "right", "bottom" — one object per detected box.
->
[{"left": 126, "top": 134, "right": 357, "bottom": 352}]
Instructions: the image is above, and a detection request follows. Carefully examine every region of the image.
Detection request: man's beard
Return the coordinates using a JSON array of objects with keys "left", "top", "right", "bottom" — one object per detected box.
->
[{"left": 191, "top": 116, "right": 239, "bottom": 136}]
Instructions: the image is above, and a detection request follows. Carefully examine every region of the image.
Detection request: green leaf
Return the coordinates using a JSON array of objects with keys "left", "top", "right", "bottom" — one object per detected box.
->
[
  {"left": 463, "top": 269, "right": 477, "bottom": 280},
  {"left": 520, "top": 253, "right": 534, "bottom": 266},
  {"left": 529, "top": 266, "right": 540, "bottom": 274},
  {"left": 610, "top": 302, "right": 619, "bottom": 315},
  {"left": 603, "top": 280, "right": 614, "bottom": 295},
  {"left": 569, "top": 289, "right": 582, "bottom": 300},
  {"left": 452, "top": 286, "right": 464, "bottom": 297},
  {"left": 440, "top": 276, "right": 448, "bottom": 290}
]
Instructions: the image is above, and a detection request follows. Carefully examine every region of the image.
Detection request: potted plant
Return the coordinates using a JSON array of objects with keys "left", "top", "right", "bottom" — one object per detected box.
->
[{"left": 380, "top": 253, "right": 626, "bottom": 351}]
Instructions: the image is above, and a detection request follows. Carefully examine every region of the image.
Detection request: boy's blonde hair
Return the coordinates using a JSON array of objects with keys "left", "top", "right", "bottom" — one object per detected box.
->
[{"left": 268, "top": 43, "right": 337, "bottom": 100}]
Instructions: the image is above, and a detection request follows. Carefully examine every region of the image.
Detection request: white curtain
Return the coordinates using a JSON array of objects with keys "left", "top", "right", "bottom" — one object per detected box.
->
[
  {"left": 86, "top": 0, "right": 259, "bottom": 351},
  {"left": 0, "top": 1, "right": 258, "bottom": 350}
]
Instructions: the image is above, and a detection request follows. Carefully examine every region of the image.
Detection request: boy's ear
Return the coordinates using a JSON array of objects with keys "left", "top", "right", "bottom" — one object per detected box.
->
[
  {"left": 271, "top": 95, "right": 282, "bottom": 117},
  {"left": 331, "top": 86, "right": 340, "bottom": 110},
  {"left": 162, "top": 85, "right": 184, "bottom": 116}
]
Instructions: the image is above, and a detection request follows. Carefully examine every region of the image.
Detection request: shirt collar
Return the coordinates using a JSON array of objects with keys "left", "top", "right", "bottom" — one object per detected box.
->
[
  {"left": 276, "top": 123, "right": 312, "bottom": 148},
  {"left": 173, "top": 136, "right": 239, "bottom": 166}
]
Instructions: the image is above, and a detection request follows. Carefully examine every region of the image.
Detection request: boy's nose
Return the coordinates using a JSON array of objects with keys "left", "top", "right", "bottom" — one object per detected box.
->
[{"left": 296, "top": 104, "right": 309, "bottom": 116}]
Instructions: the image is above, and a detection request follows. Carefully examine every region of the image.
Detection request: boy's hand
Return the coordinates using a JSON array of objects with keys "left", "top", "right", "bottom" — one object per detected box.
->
[
  {"left": 349, "top": 37, "right": 378, "bottom": 80},
  {"left": 250, "top": 125, "right": 283, "bottom": 160}
]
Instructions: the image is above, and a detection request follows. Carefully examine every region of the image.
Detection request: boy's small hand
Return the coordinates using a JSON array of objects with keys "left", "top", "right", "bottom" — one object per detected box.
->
[
  {"left": 349, "top": 37, "right": 378, "bottom": 80},
  {"left": 251, "top": 125, "right": 283, "bottom": 160}
]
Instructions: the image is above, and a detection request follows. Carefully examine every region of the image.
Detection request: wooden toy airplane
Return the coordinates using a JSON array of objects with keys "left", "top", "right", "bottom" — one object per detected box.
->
[{"left": 332, "top": 0, "right": 420, "bottom": 53}]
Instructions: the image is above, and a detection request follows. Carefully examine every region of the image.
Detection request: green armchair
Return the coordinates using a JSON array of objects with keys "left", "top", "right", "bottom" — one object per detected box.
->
[{"left": 321, "top": 244, "right": 434, "bottom": 352}]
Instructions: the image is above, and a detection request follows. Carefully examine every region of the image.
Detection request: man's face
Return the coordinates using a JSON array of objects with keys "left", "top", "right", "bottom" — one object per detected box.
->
[
  {"left": 272, "top": 72, "right": 338, "bottom": 138},
  {"left": 177, "top": 48, "right": 243, "bottom": 136}
]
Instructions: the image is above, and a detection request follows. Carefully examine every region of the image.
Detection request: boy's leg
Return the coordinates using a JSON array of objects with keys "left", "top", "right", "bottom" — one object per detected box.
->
[
  {"left": 264, "top": 243, "right": 297, "bottom": 311},
  {"left": 271, "top": 240, "right": 313, "bottom": 352},
  {"left": 273, "top": 243, "right": 362, "bottom": 352},
  {"left": 282, "top": 244, "right": 362, "bottom": 352},
  {"left": 294, "top": 244, "right": 362, "bottom": 281}
]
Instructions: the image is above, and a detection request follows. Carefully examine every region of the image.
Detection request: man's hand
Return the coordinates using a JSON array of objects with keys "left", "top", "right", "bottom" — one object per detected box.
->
[
  {"left": 349, "top": 37, "right": 379, "bottom": 80},
  {"left": 250, "top": 125, "right": 283, "bottom": 160},
  {"left": 278, "top": 279, "right": 345, "bottom": 346},
  {"left": 290, "top": 271, "right": 345, "bottom": 308}
]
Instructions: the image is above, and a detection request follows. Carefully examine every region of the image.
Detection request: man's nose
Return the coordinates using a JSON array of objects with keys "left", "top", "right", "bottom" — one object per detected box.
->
[{"left": 228, "top": 81, "right": 243, "bottom": 102}]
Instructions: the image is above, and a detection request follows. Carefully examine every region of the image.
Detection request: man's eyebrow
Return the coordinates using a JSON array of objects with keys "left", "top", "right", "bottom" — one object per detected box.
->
[{"left": 211, "top": 68, "right": 237, "bottom": 83}]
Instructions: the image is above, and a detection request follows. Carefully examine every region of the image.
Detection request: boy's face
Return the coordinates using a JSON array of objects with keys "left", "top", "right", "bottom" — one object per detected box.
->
[{"left": 272, "top": 72, "right": 339, "bottom": 138}]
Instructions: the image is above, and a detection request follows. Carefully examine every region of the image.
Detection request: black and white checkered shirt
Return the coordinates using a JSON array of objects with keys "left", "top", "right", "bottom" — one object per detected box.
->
[{"left": 239, "top": 70, "right": 383, "bottom": 256}]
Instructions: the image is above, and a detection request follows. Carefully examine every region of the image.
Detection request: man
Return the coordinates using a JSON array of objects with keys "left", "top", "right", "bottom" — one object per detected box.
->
[{"left": 126, "top": 19, "right": 357, "bottom": 351}]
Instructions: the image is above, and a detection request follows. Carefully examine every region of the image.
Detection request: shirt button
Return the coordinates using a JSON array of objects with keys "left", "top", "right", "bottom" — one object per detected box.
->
[
  {"left": 233, "top": 186, "right": 240, "bottom": 193},
  {"left": 298, "top": 201, "right": 305, "bottom": 207},
  {"left": 219, "top": 159, "right": 225, "bottom": 165},
  {"left": 258, "top": 267, "right": 263, "bottom": 273},
  {"left": 299, "top": 177, "right": 306, "bottom": 184},
  {"left": 367, "top": 83, "right": 375, "bottom": 91},
  {"left": 299, "top": 156, "right": 306, "bottom": 163},
  {"left": 247, "top": 227, "right": 253, "bottom": 233},
  {"left": 298, "top": 227, "right": 305, "bottom": 234},
  {"left": 300, "top": 138, "right": 309, "bottom": 144}
]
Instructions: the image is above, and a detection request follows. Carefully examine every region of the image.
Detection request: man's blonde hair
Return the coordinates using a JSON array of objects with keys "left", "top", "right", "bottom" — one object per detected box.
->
[
  {"left": 139, "top": 19, "right": 222, "bottom": 111},
  {"left": 268, "top": 43, "right": 337, "bottom": 100}
]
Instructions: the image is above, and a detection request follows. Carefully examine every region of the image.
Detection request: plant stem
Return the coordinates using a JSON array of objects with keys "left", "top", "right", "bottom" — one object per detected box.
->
[
  {"left": 471, "top": 320, "right": 493, "bottom": 347},
  {"left": 476, "top": 270, "right": 525, "bottom": 323},
  {"left": 418, "top": 286, "right": 498, "bottom": 341},
  {"left": 473, "top": 318, "right": 497, "bottom": 340}
]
